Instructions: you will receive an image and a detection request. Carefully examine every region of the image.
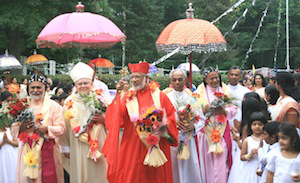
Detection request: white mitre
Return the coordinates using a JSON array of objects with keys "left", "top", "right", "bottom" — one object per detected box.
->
[{"left": 70, "top": 62, "right": 94, "bottom": 83}]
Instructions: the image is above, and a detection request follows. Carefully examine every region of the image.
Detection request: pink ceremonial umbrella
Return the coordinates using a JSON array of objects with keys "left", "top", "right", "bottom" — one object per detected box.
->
[{"left": 36, "top": 2, "right": 126, "bottom": 49}]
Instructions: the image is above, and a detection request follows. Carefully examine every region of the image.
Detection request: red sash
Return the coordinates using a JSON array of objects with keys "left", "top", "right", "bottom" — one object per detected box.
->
[{"left": 41, "top": 139, "right": 57, "bottom": 183}]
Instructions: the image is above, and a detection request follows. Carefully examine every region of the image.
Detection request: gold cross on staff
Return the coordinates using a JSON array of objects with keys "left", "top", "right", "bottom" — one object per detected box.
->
[{"left": 119, "top": 67, "right": 129, "bottom": 78}]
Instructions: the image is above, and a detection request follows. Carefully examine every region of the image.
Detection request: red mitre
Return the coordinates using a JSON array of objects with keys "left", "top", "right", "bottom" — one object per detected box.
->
[{"left": 128, "top": 62, "right": 149, "bottom": 74}]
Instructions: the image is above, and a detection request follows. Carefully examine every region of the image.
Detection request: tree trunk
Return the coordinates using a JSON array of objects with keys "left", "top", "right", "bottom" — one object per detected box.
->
[{"left": 8, "top": 28, "right": 21, "bottom": 60}]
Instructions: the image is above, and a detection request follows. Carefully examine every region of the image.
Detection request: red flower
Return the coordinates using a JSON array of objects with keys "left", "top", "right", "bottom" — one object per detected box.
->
[
  {"left": 146, "top": 135, "right": 158, "bottom": 146},
  {"left": 31, "top": 133, "right": 40, "bottom": 141},
  {"left": 10, "top": 110, "right": 17, "bottom": 117},
  {"left": 216, "top": 115, "right": 227, "bottom": 123},
  {"left": 144, "top": 119, "right": 153, "bottom": 127},
  {"left": 154, "top": 110, "right": 163, "bottom": 121},
  {"left": 18, "top": 132, "right": 29, "bottom": 143},
  {"left": 136, "top": 119, "right": 143, "bottom": 125},
  {"left": 186, "top": 104, "right": 191, "bottom": 109},
  {"left": 73, "top": 126, "right": 81, "bottom": 134},
  {"left": 196, "top": 115, "right": 200, "bottom": 121},
  {"left": 214, "top": 92, "right": 224, "bottom": 98}
]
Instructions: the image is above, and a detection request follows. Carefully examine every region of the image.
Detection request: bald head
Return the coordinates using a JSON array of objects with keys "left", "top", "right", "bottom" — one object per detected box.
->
[{"left": 170, "top": 69, "right": 187, "bottom": 91}]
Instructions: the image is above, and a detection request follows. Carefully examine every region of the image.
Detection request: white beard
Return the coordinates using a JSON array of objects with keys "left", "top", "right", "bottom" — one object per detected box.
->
[
  {"left": 30, "top": 91, "right": 45, "bottom": 100},
  {"left": 133, "top": 77, "right": 146, "bottom": 91}
]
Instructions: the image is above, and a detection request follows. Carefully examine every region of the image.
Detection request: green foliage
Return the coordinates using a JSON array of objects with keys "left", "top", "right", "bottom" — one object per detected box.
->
[{"left": 0, "top": 0, "right": 299, "bottom": 70}]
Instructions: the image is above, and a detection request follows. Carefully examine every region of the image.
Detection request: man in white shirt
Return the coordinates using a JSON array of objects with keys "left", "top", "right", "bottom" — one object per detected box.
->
[
  {"left": 164, "top": 69, "right": 205, "bottom": 183},
  {"left": 227, "top": 66, "right": 251, "bottom": 160},
  {"left": 227, "top": 66, "right": 251, "bottom": 108}
]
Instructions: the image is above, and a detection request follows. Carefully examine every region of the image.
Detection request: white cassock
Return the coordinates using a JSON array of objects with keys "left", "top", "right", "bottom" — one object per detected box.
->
[{"left": 166, "top": 89, "right": 205, "bottom": 183}]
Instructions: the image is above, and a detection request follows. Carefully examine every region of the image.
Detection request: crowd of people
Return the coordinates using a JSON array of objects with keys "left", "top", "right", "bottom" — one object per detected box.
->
[{"left": 0, "top": 62, "right": 299, "bottom": 183}]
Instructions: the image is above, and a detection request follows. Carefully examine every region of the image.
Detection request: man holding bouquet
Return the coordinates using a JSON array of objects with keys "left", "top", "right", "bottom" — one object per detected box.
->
[
  {"left": 13, "top": 74, "right": 65, "bottom": 183},
  {"left": 164, "top": 69, "right": 205, "bottom": 183},
  {"left": 103, "top": 62, "right": 178, "bottom": 183},
  {"left": 62, "top": 62, "right": 109, "bottom": 183}
]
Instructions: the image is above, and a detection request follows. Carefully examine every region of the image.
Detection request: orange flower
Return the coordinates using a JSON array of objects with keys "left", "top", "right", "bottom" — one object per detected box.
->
[
  {"left": 35, "top": 113, "right": 43, "bottom": 123},
  {"left": 211, "top": 129, "right": 221, "bottom": 143},
  {"left": 95, "top": 89, "right": 103, "bottom": 95},
  {"left": 89, "top": 139, "right": 99, "bottom": 151},
  {"left": 65, "top": 100, "right": 73, "bottom": 109},
  {"left": 126, "top": 90, "right": 136, "bottom": 100},
  {"left": 192, "top": 93, "right": 200, "bottom": 99},
  {"left": 149, "top": 81, "right": 160, "bottom": 93}
]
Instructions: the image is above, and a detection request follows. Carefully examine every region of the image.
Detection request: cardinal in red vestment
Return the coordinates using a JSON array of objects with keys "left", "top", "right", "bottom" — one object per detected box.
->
[{"left": 103, "top": 62, "right": 178, "bottom": 183}]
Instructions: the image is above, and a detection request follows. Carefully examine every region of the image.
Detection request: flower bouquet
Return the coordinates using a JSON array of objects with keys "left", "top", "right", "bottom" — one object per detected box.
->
[
  {"left": 203, "top": 92, "right": 236, "bottom": 154},
  {"left": 0, "top": 98, "right": 28, "bottom": 128},
  {"left": 177, "top": 104, "right": 200, "bottom": 160},
  {"left": 65, "top": 90, "right": 108, "bottom": 162},
  {"left": 130, "top": 107, "right": 168, "bottom": 167},
  {"left": 15, "top": 109, "right": 48, "bottom": 141}
]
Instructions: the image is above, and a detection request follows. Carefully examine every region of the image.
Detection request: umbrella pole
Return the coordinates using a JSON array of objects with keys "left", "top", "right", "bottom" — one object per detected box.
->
[{"left": 189, "top": 52, "right": 192, "bottom": 89}]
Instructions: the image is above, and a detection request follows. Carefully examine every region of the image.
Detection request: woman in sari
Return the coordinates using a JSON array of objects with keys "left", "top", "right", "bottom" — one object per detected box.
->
[{"left": 271, "top": 72, "right": 300, "bottom": 127}]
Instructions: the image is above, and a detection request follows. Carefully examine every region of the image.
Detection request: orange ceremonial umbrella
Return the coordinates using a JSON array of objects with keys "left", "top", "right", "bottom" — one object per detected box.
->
[
  {"left": 89, "top": 58, "right": 114, "bottom": 68},
  {"left": 25, "top": 50, "right": 48, "bottom": 65},
  {"left": 156, "top": 3, "right": 227, "bottom": 88}
]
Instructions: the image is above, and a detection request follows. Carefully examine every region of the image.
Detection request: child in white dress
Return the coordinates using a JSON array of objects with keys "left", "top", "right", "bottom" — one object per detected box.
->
[
  {"left": 0, "top": 127, "right": 19, "bottom": 183},
  {"left": 257, "top": 121, "right": 281, "bottom": 183},
  {"left": 266, "top": 122, "right": 300, "bottom": 183},
  {"left": 240, "top": 112, "right": 267, "bottom": 183}
]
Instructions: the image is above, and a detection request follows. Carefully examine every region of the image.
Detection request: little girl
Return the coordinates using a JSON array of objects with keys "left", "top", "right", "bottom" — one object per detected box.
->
[
  {"left": 240, "top": 111, "right": 267, "bottom": 183},
  {"left": 266, "top": 122, "right": 300, "bottom": 183}
]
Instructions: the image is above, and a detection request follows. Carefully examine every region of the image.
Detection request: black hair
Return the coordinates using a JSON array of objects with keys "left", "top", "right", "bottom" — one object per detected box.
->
[
  {"left": 55, "top": 87, "right": 64, "bottom": 96},
  {"left": 203, "top": 70, "right": 222, "bottom": 87},
  {"left": 278, "top": 122, "right": 300, "bottom": 152},
  {"left": 244, "top": 92, "right": 270, "bottom": 120},
  {"left": 1, "top": 91, "right": 13, "bottom": 101},
  {"left": 240, "top": 97, "right": 262, "bottom": 136},
  {"left": 51, "top": 79, "right": 61, "bottom": 90},
  {"left": 263, "top": 121, "right": 281, "bottom": 141},
  {"left": 58, "top": 93, "right": 68, "bottom": 103},
  {"left": 276, "top": 72, "right": 300, "bottom": 102},
  {"left": 50, "top": 95, "right": 59, "bottom": 101},
  {"left": 248, "top": 111, "right": 267, "bottom": 134},
  {"left": 265, "top": 85, "right": 280, "bottom": 105},
  {"left": 228, "top": 65, "right": 242, "bottom": 73},
  {"left": 253, "top": 73, "right": 267, "bottom": 87}
]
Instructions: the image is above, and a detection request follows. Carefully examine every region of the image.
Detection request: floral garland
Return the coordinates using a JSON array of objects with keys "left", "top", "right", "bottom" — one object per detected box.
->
[
  {"left": 64, "top": 90, "right": 107, "bottom": 162},
  {"left": 203, "top": 92, "right": 234, "bottom": 154},
  {"left": 18, "top": 131, "right": 44, "bottom": 179},
  {"left": 126, "top": 81, "right": 169, "bottom": 167}
]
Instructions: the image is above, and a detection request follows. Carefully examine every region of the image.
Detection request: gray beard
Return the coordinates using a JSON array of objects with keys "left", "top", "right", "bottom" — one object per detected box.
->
[
  {"left": 30, "top": 92, "right": 45, "bottom": 100},
  {"left": 133, "top": 78, "right": 146, "bottom": 91}
]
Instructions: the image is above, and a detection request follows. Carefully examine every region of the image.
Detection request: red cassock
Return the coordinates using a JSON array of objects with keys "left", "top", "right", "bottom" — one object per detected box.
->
[{"left": 103, "top": 86, "right": 178, "bottom": 183}]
